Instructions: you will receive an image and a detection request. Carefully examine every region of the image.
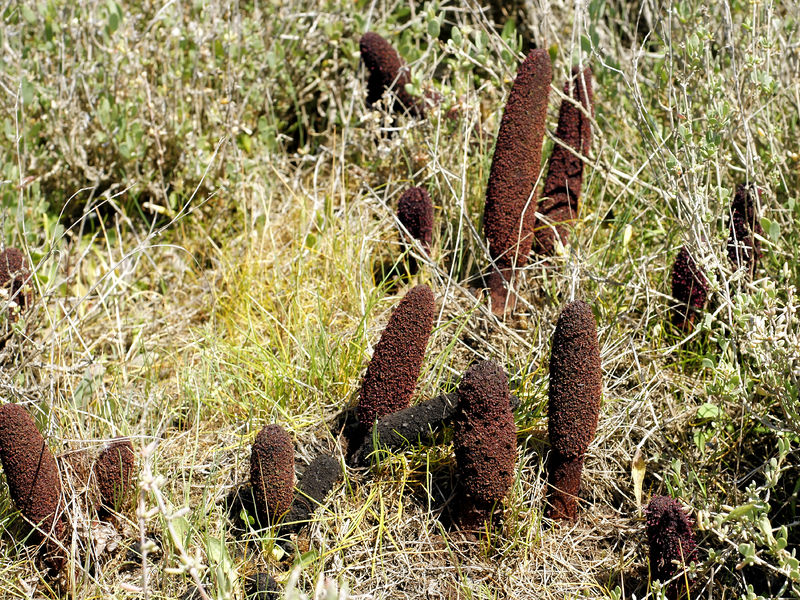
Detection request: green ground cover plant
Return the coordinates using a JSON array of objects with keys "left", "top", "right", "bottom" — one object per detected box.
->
[{"left": 0, "top": 0, "right": 799, "bottom": 598}]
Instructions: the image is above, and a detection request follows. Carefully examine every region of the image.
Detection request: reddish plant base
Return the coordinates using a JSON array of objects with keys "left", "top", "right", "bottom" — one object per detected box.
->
[{"left": 546, "top": 452, "right": 584, "bottom": 520}]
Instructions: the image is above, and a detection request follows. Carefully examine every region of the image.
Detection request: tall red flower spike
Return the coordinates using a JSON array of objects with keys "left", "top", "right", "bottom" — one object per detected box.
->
[{"left": 482, "top": 49, "right": 552, "bottom": 314}]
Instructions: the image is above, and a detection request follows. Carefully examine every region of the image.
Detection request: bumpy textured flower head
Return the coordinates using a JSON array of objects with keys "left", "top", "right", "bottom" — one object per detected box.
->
[
  {"left": 483, "top": 49, "right": 552, "bottom": 271},
  {"left": 727, "top": 183, "right": 764, "bottom": 276},
  {"left": 546, "top": 300, "right": 602, "bottom": 519},
  {"left": 535, "top": 66, "right": 594, "bottom": 255},
  {"left": 357, "top": 284, "right": 435, "bottom": 425},
  {"left": 397, "top": 186, "right": 434, "bottom": 251},
  {"left": 250, "top": 424, "right": 295, "bottom": 525},
  {"left": 453, "top": 360, "right": 516, "bottom": 528},
  {"left": 397, "top": 186, "right": 434, "bottom": 274},
  {"left": 95, "top": 438, "right": 136, "bottom": 512},
  {"left": 0, "top": 403, "right": 66, "bottom": 568},
  {"left": 481, "top": 49, "right": 552, "bottom": 314},
  {"left": 646, "top": 495, "right": 698, "bottom": 598},
  {"left": 548, "top": 300, "right": 602, "bottom": 457},
  {"left": 670, "top": 246, "right": 709, "bottom": 330},
  {"left": 359, "top": 32, "right": 423, "bottom": 117},
  {"left": 0, "top": 247, "right": 33, "bottom": 312}
]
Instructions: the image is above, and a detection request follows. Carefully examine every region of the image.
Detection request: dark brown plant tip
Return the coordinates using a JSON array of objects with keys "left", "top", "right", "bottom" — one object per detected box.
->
[
  {"left": 397, "top": 186, "right": 434, "bottom": 274},
  {"left": 359, "top": 32, "right": 424, "bottom": 118},
  {"left": 0, "top": 247, "right": 33, "bottom": 314},
  {"left": 482, "top": 49, "right": 551, "bottom": 310},
  {"left": 453, "top": 360, "right": 516, "bottom": 529},
  {"left": 534, "top": 66, "right": 594, "bottom": 256},
  {"left": 646, "top": 495, "right": 698, "bottom": 599},
  {"left": 94, "top": 438, "right": 136, "bottom": 514},
  {"left": 282, "top": 453, "right": 341, "bottom": 534},
  {"left": 670, "top": 246, "right": 709, "bottom": 331},
  {"left": 546, "top": 300, "right": 602, "bottom": 520},
  {"left": 250, "top": 424, "right": 294, "bottom": 527},
  {"left": 727, "top": 183, "right": 764, "bottom": 277},
  {"left": 357, "top": 284, "right": 436, "bottom": 426},
  {"left": 0, "top": 403, "right": 67, "bottom": 570}
]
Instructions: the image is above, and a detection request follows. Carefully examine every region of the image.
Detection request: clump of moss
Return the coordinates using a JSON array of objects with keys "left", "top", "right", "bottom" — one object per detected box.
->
[
  {"left": 546, "top": 300, "right": 602, "bottom": 520},
  {"left": 250, "top": 424, "right": 294, "bottom": 526},
  {"left": 534, "top": 66, "right": 594, "bottom": 255},
  {"left": 670, "top": 246, "right": 709, "bottom": 331},
  {"left": 397, "top": 186, "right": 434, "bottom": 274},
  {"left": 0, "top": 403, "right": 66, "bottom": 569},
  {"left": 727, "top": 183, "right": 764, "bottom": 277},
  {"left": 94, "top": 438, "right": 136, "bottom": 513},
  {"left": 282, "top": 453, "right": 341, "bottom": 534},
  {"left": 0, "top": 247, "right": 33, "bottom": 313},
  {"left": 357, "top": 284, "right": 435, "bottom": 426},
  {"left": 646, "top": 495, "right": 698, "bottom": 599},
  {"left": 482, "top": 49, "right": 552, "bottom": 313},
  {"left": 453, "top": 360, "right": 516, "bottom": 528},
  {"left": 359, "top": 32, "right": 424, "bottom": 118}
]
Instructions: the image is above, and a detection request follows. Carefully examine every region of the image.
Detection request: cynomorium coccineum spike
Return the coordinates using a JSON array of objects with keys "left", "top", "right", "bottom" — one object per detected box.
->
[
  {"left": 453, "top": 360, "right": 516, "bottom": 529},
  {"left": 670, "top": 246, "right": 709, "bottom": 331},
  {"left": 250, "top": 424, "right": 294, "bottom": 526},
  {"left": 94, "top": 438, "right": 136, "bottom": 513},
  {"left": 0, "top": 404, "right": 66, "bottom": 569},
  {"left": 283, "top": 453, "right": 341, "bottom": 534},
  {"left": 357, "top": 284, "right": 435, "bottom": 426},
  {"left": 646, "top": 495, "right": 698, "bottom": 599},
  {"left": 482, "top": 49, "right": 552, "bottom": 313},
  {"left": 546, "top": 300, "right": 602, "bottom": 520},
  {"left": 727, "top": 183, "right": 764, "bottom": 277},
  {"left": 397, "top": 186, "right": 434, "bottom": 274},
  {"left": 534, "top": 66, "right": 594, "bottom": 256},
  {"left": 359, "top": 32, "right": 424, "bottom": 118},
  {"left": 0, "top": 247, "right": 33, "bottom": 312}
]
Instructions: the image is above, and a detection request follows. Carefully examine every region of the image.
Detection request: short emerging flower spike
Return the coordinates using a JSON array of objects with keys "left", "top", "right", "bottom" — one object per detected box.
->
[
  {"left": 250, "top": 424, "right": 295, "bottom": 526},
  {"left": 359, "top": 32, "right": 424, "bottom": 118},
  {"left": 95, "top": 438, "right": 136, "bottom": 513},
  {"left": 646, "top": 495, "right": 698, "bottom": 599},
  {"left": 0, "top": 247, "right": 33, "bottom": 313},
  {"left": 727, "top": 183, "right": 764, "bottom": 277},
  {"left": 670, "top": 246, "right": 709, "bottom": 331},
  {"left": 397, "top": 186, "right": 434, "bottom": 274}
]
